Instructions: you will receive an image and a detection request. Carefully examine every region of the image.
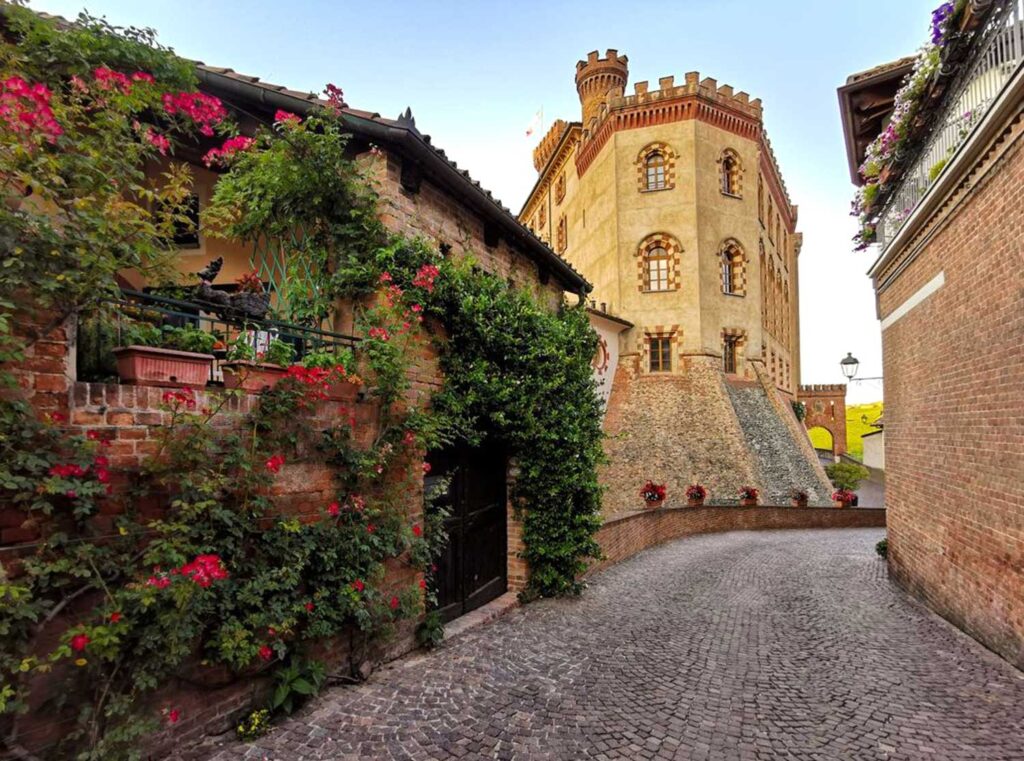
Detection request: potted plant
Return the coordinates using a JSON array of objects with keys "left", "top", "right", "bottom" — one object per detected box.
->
[
  {"left": 832, "top": 489, "right": 856, "bottom": 508},
  {"left": 297, "top": 348, "right": 362, "bottom": 402},
  {"left": 113, "top": 322, "right": 216, "bottom": 387},
  {"left": 685, "top": 483, "right": 707, "bottom": 507},
  {"left": 738, "top": 486, "right": 759, "bottom": 507},
  {"left": 639, "top": 480, "right": 667, "bottom": 509},
  {"left": 790, "top": 488, "right": 809, "bottom": 508},
  {"left": 222, "top": 335, "right": 295, "bottom": 392}
]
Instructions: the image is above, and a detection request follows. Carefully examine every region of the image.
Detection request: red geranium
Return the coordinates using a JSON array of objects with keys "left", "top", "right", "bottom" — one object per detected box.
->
[
  {"left": 639, "top": 481, "right": 667, "bottom": 502},
  {"left": 685, "top": 484, "right": 708, "bottom": 501},
  {"left": 266, "top": 454, "right": 285, "bottom": 474},
  {"left": 70, "top": 633, "right": 90, "bottom": 652},
  {"left": 258, "top": 645, "right": 273, "bottom": 661},
  {"left": 351, "top": 579, "right": 365, "bottom": 593}
]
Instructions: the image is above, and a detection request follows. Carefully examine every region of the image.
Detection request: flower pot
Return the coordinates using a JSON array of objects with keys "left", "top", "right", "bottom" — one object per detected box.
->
[
  {"left": 325, "top": 378, "right": 361, "bottom": 403},
  {"left": 687, "top": 498, "right": 704, "bottom": 507},
  {"left": 643, "top": 498, "right": 664, "bottom": 509},
  {"left": 833, "top": 500, "right": 852, "bottom": 509},
  {"left": 791, "top": 498, "right": 808, "bottom": 508},
  {"left": 113, "top": 345, "right": 213, "bottom": 388},
  {"left": 740, "top": 498, "right": 757, "bottom": 507},
  {"left": 222, "top": 361, "right": 288, "bottom": 393}
]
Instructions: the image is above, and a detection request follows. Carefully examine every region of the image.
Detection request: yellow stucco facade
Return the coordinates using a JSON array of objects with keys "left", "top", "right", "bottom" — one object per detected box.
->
[{"left": 522, "top": 50, "right": 801, "bottom": 396}]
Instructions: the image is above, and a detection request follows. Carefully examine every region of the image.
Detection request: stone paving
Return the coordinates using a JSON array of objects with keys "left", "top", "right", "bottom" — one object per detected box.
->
[{"left": 200, "top": 529, "right": 1024, "bottom": 760}]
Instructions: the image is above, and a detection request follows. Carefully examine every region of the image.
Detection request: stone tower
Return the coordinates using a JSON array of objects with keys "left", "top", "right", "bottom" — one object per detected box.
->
[{"left": 521, "top": 51, "right": 832, "bottom": 510}]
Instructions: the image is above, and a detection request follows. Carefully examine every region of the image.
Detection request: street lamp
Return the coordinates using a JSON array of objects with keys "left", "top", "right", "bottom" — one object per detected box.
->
[{"left": 840, "top": 352, "right": 860, "bottom": 380}]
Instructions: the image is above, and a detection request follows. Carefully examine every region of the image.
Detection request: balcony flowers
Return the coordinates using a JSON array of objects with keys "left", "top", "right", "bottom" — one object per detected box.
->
[
  {"left": 738, "top": 486, "right": 759, "bottom": 506},
  {"left": 640, "top": 480, "right": 667, "bottom": 508},
  {"left": 685, "top": 483, "right": 707, "bottom": 507}
]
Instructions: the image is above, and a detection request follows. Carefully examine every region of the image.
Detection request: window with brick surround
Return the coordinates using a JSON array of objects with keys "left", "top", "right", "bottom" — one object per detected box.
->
[
  {"left": 645, "top": 245, "right": 671, "bottom": 291},
  {"left": 723, "top": 335, "right": 739, "bottom": 374},
  {"left": 537, "top": 203, "right": 546, "bottom": 230},
  {"left": 719, "top": 240, "right": 746, "bottom": 296},
  {"left": 720, "top": 149, "right": 742, "bottom": 197},
  {"left": 555, "top": 173, "right": 566, "bottom": 203},
  {"left": 722, "top": 252, "right": 736, "bottom": 295},
  {"left": 556, "top": 215, "right": 567, "bottom": 253},
  {"left": 645, "top": 152, "right": 666, "bottom": 191},
  {"left": 649, "top": 336, "right": 672, "bottom": 372}
]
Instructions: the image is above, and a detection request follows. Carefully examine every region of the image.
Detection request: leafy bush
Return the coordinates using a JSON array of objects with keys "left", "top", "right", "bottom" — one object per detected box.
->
[
  {"left": 416, "top": 611, "right": 445, "bottom": 650},
  {"left": 791, "top": 400, "right": 806, "bottom": 422},
  {"left": 825, "top": 462, "right": 869, "bottom": 491},
  {"left": 263, "top": 337, "right": 295, "bottom": 367},
  {"left": 876, "top": 537, "right": 888, "bottom": 558},
  {"left": 302, "top": 347, "right": 354, "bottom": 373},
  {"left": 270, "top": 657, "right": 326, "bottom": 716}
]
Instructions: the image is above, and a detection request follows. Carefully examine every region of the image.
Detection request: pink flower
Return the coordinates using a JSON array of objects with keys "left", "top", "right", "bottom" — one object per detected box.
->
[
  {"left": 202, "top": 134, "right": 255, "bottom": 167},
  {"left": 274, "top": 109, "right": 300, "bottom": 124},
  {"left": 390, "top": 596, "right": 400, "bottom": 611},
  {"left": 70, "top": 633, "right": 90, "bottom": 652},
  {"left": 65, "top": 490, "right": 77, "bottom": 500},
  {"left": 351, "top": 579, "right": 365, "bottom": 592},
  {"left": 324, "top": 82, "right": 346, "bottom": 111},
  {"left": 367, "top": 524, "right": 376, "bottom": 534},
  {"left": 328, "top": 501, "right": 340, "bottom": 516},
  {"left": 146, "top": 574, "right": 171, "bottom": 589},
  {"left": 162, "top": 91, "right": 227, "bottom": 136},
  {"left": 403, "top": 431, "right": 416, "bottom": 446},
  {"left": 131, "top": 71, "right": 155, "bottom": 84},
  {"left": 411, "top": 304, "right": 423, "bottom": 313},
  {"left": 412, "top": 264, "right": 440, "bottom": 292},
  {"left": 350, "top": 495, "right": 365, "bottom": 512},
  {"left": 368, "top": 327, "right": 390, "bottom": 341},
  {"left": 266, "top": 454, "right": 285, "bottom": 474},
  {"left": 178, "top": 554, "right": 229, "bottom": 588},
  {"left": 422, "top": 462, "right": 431, "bottom": 474},
  {"left": 379, "top": 272, "right": 392, "bottom": 283},
  {"left": 145, "top": 130, "right": 171, "bottom": 155},
  {"left": 258, "top": 644, "right": 273, "bottom": 661},
  {"left": 93, "top": 67, "right": 132, "bottom": 94}
]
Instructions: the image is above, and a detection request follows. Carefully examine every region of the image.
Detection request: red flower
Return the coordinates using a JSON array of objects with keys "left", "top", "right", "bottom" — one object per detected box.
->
[
  {"left": 351, "top": 579, "right": 365, "bottom": 592},
  {"left": 86, "top": 430, "right": 100, "bottom": 440},
  {"left": 390, "top": 596, "right": 400, "bottom": 610},
  {"left": 94, "top": 455, "right": 109, "bottom": 468},
  {"left": 422, "top": 462, "right": 431, "bottom": 474},
  {"left": 268, "top": 627, "right": 277, "bottom": 637},
  {"left": 146, "top": 574, "right": 171, "bottom": 589},
  {"left": 305, "top": 602, "right": 315, "bottom": 612},
  {"left": 65, "top": 490, "right": 77, "bottom": 499},
  {"left": 258, "top": 644, "right": 273, "bottom": 661},
  {"left": 109, "top": 612, "right": 122, "bottom": 623},
  {"left": 328, "top": 501, "right": 340, "bottom": 516},
  {"left": 411, "top": 304, "right": 423, "bottom": 313},
  {"left": 379, "top": 272, "right": 392, "bottom": 283},
  {"left": 178, "top": 555, "right": 229, "bottom": 588},
  {"left": 419, "top": 579, "right": 427, "bottom": 590},
  {"left": 145, "top": 130, "right": 171, "bottom": 155},
  {"left": 95, "top": 468, "right": 111, "bottom": 484},
  {"left": 70, "top": 633, "right": 90, "bottom": 652},
  {"left": 412, "top": 524, "right": 423, "bottom": 537},
  {"left": 48, "top": 411, "right": 66, "bottom": 423},
  {"left": 368, "top": 327, "right": 390, "bottom": 341},
  {"left": 162, "top": 91, "right": 227, "bottom": 136},
  {"left": 266, "top": 454, "right": 285, "bottom": 474},
  {"left": 366, "top": 524, "right": 376, "bottom": 534},
  {"left": 324, "top": 82, "right": 346, "bottom": 111},
  {"left": 274, "top": 109, "right": 300, "bottom": 124},
  {"left": 167, "top": 708, "right": 181, "bottom": 724},
  {"left": 0, "top": 76, "right": 61, "bottom": 144},
  {"left": 403, "top": 430, "right": 416, "bottom": 446},
  {"left": 131, "top": 71, "right": 155, "bottom": 84},
  {"left": 412, "top": 264, "right": 440, "bottom": 292},
  {"left": 202, "top": 134, "right": 255, "bottom": 167}
]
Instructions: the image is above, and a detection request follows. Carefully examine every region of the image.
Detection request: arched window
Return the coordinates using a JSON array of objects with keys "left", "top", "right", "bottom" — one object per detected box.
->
[
  {"left": 645, "top": 152, "right": 666, "bottom": 191},
  {"left": 556, "top": 215, "right": 567, "bottom": 253},
  {"left": 720, "top": 241, "right": 745, "bottom": 296},
  {"left": 720, "top": 150, "right": 742, "bottom": 196},
  {"left": 645, "top": 245, "right": 671, "bottom": 291}
]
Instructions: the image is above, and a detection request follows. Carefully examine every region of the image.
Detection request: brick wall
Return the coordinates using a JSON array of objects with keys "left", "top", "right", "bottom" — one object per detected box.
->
[
  {"left": 590, "top": 505, "right": 886, "bottom": 574},
  {"left": 873, "top": 107, "right": 1024, "bottom": 669}
]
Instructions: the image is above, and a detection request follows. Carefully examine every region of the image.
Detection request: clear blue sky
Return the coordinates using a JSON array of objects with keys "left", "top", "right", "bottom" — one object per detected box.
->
[{"left": 34, "top": 0, "right": 938, "bottom": 402}]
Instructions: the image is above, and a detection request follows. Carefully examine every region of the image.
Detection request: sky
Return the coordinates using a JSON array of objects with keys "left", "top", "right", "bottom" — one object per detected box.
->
[{"left": 33, "top": 0, "right": 939, "bottom": 403}]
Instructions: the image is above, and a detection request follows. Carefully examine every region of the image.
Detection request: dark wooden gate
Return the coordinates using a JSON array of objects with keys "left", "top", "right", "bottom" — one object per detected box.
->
[{"left": 426, "top": 442, "right": 508, "bottom": 623}]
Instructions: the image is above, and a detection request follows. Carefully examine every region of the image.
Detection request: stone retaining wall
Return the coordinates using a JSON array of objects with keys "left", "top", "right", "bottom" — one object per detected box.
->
[{"left": 590, "top": 504, "right": 886, "bottom": 574}]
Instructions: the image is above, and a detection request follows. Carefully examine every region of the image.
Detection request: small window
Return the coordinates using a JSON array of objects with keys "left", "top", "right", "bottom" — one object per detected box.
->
[
  {"left": 722, "top": 253, "right": 735, "bottom": 294},
  {"left": 556, "top": 215, "right": 567, "bottom": 253},
  {"left": 723, "top": 336, "right": 739, "bottom": 374},
  {"left": 538, "top": 204, "right": 547, "bottom": 229},
  {"left": 720, "top": 151, "right": 741, "bottom": 196},
  {"left": 645, "top": 245, "right": 671, "bottom": 291},
  {"left": 645, "top": 152, "right": 666, "bottom": 191},
  {"left": 555, "top": 173, "right": 566, "bottom": 203},
  {"left": 649, "top": 336, "right": 672, "bottom": 372}
]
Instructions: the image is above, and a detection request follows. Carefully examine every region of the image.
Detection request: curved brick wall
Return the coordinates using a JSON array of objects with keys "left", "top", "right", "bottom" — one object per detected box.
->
[{"left": 590, "top": 505, "right": 886, "bottom": 574}]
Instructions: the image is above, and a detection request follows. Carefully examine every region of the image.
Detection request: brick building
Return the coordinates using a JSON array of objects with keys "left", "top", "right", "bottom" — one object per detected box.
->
[
  {"left": 521, "top": 51, "right": 832, "bottom": 510},
  {"left": 839, "top": 1, "right": 1024, "bottom": 668},
  {"left": 5, "top": 41, "right": 590, "bottom": 752}
]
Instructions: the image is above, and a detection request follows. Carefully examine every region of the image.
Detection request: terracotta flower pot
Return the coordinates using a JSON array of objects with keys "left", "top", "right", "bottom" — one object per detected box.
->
[
  {"left": 643, "top": 498, "right": 664, "bottom": 509},
  {"left": 113, "top": 345, "right": 213, "bottom": 388},
  {"left": 834, "top": 500, "right": 852, "bottom": 509},
  {"left": 740, "top": 498, "right": 757, "bottom": 507},
  {"left": 324, "top": 378, "right": 361, "bottom": 403},
  {"left": 222, "top": 361, "right": 287, "bottom": 393},
  {"left": 687, "top": 498, "right": 704, "bottom": 507},
  {"left": 791, "top": 498, "right": 808, "bottom": 508}
]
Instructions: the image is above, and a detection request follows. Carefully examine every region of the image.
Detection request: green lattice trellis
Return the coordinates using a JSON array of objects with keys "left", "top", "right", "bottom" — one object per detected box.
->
[{"left": 251, "top": 224, "right": 334, "bottom": 328}]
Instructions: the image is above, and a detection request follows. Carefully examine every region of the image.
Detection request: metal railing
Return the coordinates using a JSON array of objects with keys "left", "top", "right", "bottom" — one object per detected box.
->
[
  {"left": 878, "top": 0, "right": 1024, "bottom": 248},
  {"left": 76, "top": 288, "right": 358, "bottom": 385}
]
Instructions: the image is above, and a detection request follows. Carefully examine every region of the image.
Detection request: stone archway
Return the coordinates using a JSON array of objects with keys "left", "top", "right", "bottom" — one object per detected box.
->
[{"left": 798, "top": 384, "right": 847, "bottom": 457}]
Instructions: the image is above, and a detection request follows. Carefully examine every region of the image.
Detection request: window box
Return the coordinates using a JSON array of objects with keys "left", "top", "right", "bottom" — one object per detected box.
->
[
  {"left": 222, "top": 361, "right": 288, "bottom": 393},
  {"left": 113, "top": 345, "right": 213, "bottom": 388}
]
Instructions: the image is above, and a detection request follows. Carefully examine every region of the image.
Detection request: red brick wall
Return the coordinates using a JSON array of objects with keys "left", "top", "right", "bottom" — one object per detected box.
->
[
  {"left": 874, "top": 108, "right": 1024, "bottom": 669},
  {"left": 590, "top": 505, "right": 886, "bottom": 574}
]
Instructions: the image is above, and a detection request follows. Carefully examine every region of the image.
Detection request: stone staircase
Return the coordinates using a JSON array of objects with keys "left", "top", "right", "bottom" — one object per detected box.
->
[{"left": 725, "top": 379, "right": 833, "bottom": 506}]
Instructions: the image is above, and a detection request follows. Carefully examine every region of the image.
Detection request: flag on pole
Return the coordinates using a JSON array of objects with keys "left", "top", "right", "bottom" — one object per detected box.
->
[{"left": 525, "top": 108, "right": 543, "bottom": 138}]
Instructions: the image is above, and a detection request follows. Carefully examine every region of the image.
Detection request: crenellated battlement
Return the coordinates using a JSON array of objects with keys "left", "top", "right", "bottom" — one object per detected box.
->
[
  {"left": 799, "top": 384, "right": 847, "bottom": 394},
  {"left": 611, "top": 71, "right": 762, "bottom": 120},
  {"left": 575, "top": 49, "right": 629, "bottom": 128},
  {"left": 532, "top": 119, "right": 570, "bottom": 172}
]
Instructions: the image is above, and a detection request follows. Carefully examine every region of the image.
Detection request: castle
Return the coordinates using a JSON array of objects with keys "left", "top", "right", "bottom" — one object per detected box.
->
[{"left": 522, "top": 50, "right": 832, "bottom": 510}]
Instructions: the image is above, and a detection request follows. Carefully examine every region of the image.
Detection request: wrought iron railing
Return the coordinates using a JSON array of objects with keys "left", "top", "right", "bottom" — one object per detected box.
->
[
  {"left": 76, "top": 288, "right": 358, "bottom": 384},
  {"left": 878, "top": 0, "right": 1024, "bottom": 248}
]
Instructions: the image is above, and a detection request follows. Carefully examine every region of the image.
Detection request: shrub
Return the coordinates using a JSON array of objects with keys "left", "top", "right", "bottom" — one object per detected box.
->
[
  {"left": 825, "top": 461, "right": 869, "bottom": 491},
  {"left": 263, "top": 338, "right": 295, "bottom": 367},
  {"left": 791, "top": 400, "right": 806, "bottom": 421},
  {"left": 876, "top": 537, "right": 888, "bottom": 558},
  {"left": 416, "top": 611, "right": 445, "bottom": 650}
]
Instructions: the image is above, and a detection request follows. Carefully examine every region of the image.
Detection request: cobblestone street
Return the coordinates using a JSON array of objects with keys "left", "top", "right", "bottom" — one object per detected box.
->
[{"left": 200, "top": 529, "right": 1024, "bottom": 760}]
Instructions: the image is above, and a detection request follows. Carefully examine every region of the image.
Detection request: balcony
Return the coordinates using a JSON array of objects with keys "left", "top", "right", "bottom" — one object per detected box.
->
[{"left": 876, "top": 0, "right": 1024, "bottom": 249}]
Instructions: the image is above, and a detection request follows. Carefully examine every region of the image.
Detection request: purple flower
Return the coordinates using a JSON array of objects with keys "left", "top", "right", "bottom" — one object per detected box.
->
[{"left": 931, "top": 2, "right": 954, "bottom": 46}]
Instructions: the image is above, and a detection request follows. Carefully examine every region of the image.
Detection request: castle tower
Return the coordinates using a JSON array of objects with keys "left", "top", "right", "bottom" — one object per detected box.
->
[
  {"left": 575, "top": 50, "right": 628, "bottom": 130},
  {"left": 521, "top": 51, "right": 832, "bottom": 511}
]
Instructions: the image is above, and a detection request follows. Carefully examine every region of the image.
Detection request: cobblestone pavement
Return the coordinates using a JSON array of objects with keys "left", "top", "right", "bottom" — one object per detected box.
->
[{"left": 201, "top": 529, "right": 1024, "bottom": 760}]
